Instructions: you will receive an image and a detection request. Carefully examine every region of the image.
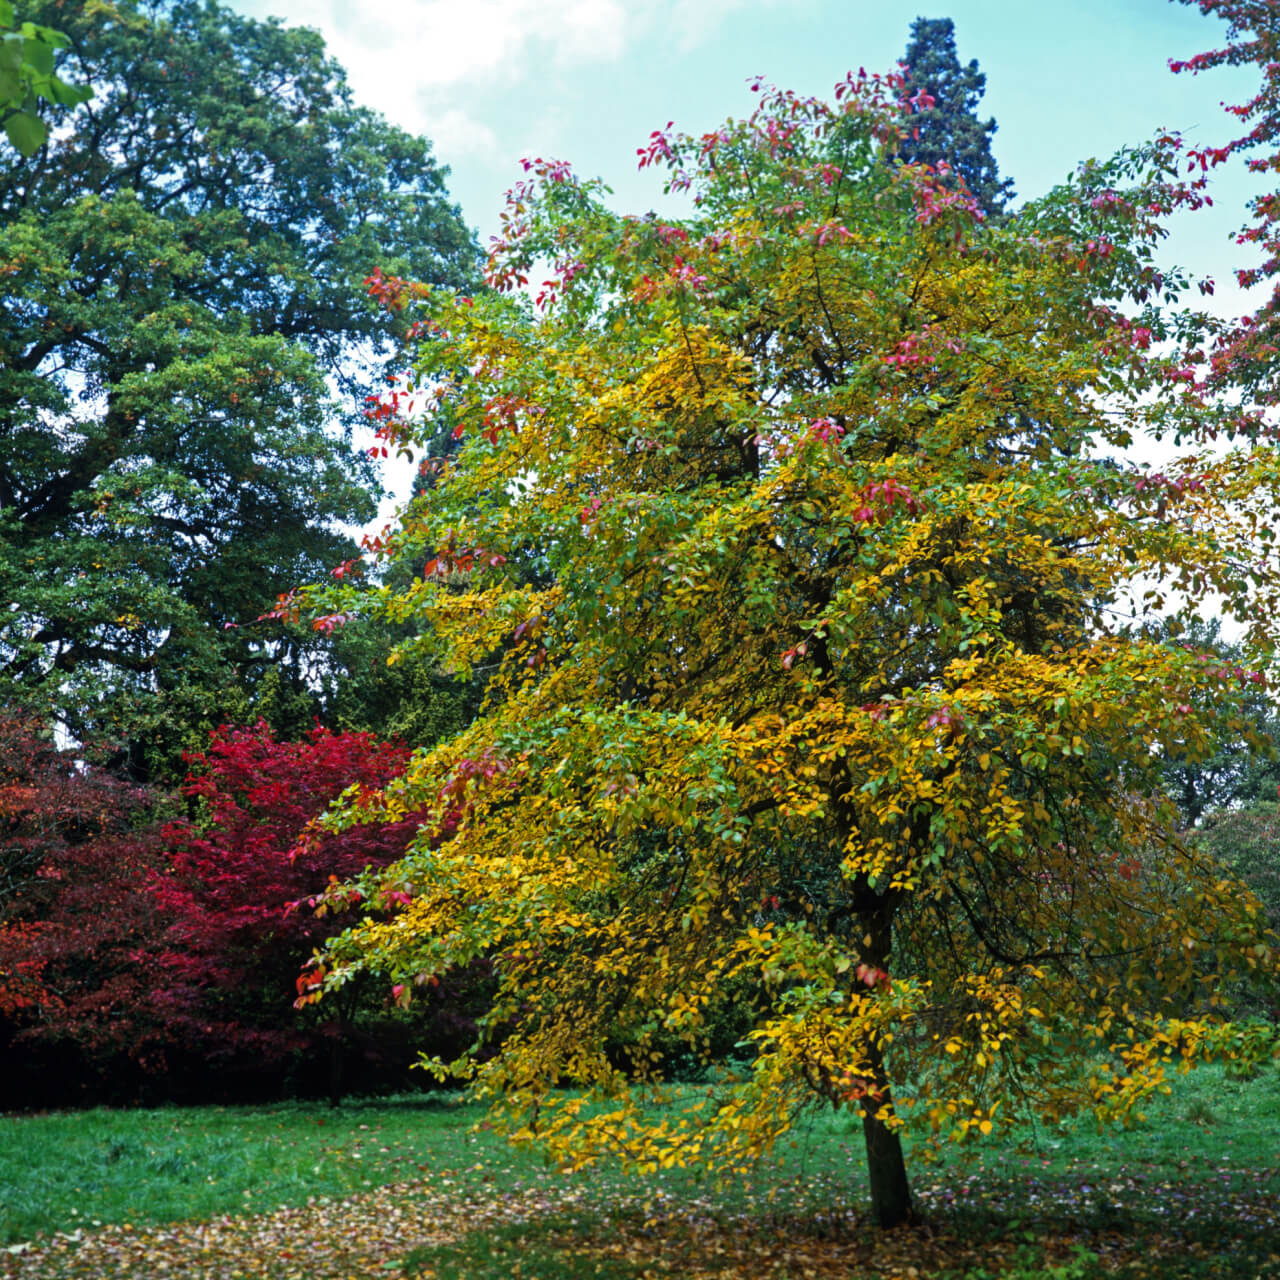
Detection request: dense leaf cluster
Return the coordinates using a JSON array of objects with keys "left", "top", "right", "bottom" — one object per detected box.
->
[
  {"left": 0, "top": 713, "right": 484, "bottom": 1104},
  {"left": 0, "top": 0, "right": 479, "bottom": 780}
]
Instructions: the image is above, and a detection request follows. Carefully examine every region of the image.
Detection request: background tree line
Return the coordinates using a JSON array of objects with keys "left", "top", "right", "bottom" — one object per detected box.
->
[{"left": 0, "top": 0, "right": 486, "bottom": 1103}]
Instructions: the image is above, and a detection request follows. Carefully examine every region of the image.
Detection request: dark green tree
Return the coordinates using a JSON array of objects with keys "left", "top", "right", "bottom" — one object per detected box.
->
[
  {"left": 1155, "top": 619, "right": 1280, "bottom": 825},
  {"left": 898, "top": 16, "right": 1014, "bottom": 217},
  {"left": 0, "top": 0, "right": 479, "bottom": 778}
]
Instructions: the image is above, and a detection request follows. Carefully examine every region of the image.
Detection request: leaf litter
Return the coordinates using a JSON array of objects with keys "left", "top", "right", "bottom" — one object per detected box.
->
[{"left": 1, "top": 1156, "right": 1277, "bottom": 1279}]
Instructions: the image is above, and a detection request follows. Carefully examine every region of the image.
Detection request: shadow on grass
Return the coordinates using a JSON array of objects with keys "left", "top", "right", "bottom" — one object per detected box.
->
[
  {"left": 401, "top": 1212, "right": 665, "bottom": 1279},
  {"left": 397, "top": 1181, "right": 1280, "bottom": 1280}
]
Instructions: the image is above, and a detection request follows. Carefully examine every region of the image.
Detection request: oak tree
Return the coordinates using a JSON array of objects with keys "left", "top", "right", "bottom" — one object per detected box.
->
[{"left": 0, "top": 0, "right": 478, "bottom": 778}]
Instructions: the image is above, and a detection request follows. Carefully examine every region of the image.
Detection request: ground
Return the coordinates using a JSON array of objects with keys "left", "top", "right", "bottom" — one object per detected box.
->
[{"left": 1, "top": 1064, "right": 1277, "bottom": 1278}]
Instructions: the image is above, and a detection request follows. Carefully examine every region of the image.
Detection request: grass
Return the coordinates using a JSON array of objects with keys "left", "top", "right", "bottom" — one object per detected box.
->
[
  {"left": 0, "top": 1062, "right": 1277, "bottom": 1277},
  {"left": 0, "top": 1092, "right": 521, "bottom": 1244}
]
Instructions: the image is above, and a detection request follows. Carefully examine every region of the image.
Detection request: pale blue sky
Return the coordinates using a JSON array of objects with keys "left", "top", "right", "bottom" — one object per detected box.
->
[{"left": 230, "top": 0, "right": 1265, "bottom": 303}]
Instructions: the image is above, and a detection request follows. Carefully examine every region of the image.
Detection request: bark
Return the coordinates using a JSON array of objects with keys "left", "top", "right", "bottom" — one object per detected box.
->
[
  {"left": 861, "top": 1044, "right": 915, "bottom": 1228},
  {"left": 852, "top": 876, "right": 915, "bottom": 1227}
]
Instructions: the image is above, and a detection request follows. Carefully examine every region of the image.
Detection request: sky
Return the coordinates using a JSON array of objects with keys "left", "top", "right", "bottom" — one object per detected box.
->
[{"left": 227, "top": 0, "right": 1266, "bottom": 293}]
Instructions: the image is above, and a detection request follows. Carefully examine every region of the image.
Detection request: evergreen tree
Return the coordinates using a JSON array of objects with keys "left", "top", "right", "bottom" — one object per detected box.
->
[{"left": 898, "top": 16, "right": 1014, "bottom": 217}]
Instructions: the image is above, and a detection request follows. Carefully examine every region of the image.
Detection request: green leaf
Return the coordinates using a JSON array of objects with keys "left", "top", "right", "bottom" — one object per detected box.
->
[
  {"left": 46, "top": 75, "right": 90, "bottom": 108},
  {"left": 20, "top": 34, "right": 52, "bottom": 77},
  {"left": 4, "top": 107, "right": 45, "bottom": 154},
  {"left": 0, "top": 33, "right": 23, "bottom": 74}
]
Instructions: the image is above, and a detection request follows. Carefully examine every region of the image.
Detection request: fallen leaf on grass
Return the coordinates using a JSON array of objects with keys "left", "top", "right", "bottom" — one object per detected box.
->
[{"left": 3, "top": 1161, "right": 1278, "bottom": 1280}]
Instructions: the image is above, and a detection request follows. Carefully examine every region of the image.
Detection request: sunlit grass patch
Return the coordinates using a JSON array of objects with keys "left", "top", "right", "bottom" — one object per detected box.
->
[{"left": 0, "top": 1093, "right": 510, "bottom": 1246}]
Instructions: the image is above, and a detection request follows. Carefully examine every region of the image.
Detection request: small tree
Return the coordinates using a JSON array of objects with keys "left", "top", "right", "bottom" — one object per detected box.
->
[
  {"left": 300, "top": 77, "right": 1279, "bottom": 1227},
  {"left": 3, "top": 717, "right": 484, "bottom": 1103},
  {"left": 1194, "top": 803, "right": 1280, "bottom": 1021},
  {"left": 150, "top": 723, "right": 467, "bottom": 1102},
  {"left": 0, "top": 710, "right": 169, "bottom": 1095}
]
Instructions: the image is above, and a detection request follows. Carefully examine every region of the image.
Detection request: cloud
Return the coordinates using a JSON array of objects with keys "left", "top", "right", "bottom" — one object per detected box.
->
[
  {"left": 412, "top": 104, "right": 499, "bottom": 159},
  {"left": 232, "top": 0, "right": 772, "bottom": 192},
  {"left": 270, "top": 0, "right": 631, "bottom": 93},
  {"left": 243, "top": 0, "right": 760, "bottom": 96}
]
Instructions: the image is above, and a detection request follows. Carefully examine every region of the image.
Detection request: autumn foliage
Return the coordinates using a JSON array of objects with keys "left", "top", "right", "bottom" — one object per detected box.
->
[
  {"left": 1172, "top": 0, "right": 1280, "bottom": 407},
  {"left": 139, "top": 725, "right": 422, "bottom": 1081},
  {"left": 0, "top": 717, "right": 484, "bottom": 1103},
  {"left": 0, "top": 711, "right": 168, "bottom": 1090},
  {"left": 296, "top": 72, "right": 1280, "bottom": 1227}
]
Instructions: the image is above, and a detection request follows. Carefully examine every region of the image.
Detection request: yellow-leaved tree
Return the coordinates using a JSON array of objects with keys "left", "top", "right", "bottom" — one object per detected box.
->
[{"left": 295, "top": 74, "right": 1280, "bottom": 1227}]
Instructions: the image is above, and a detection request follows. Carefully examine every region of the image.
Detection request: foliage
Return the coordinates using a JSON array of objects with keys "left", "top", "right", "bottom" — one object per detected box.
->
[
  {"left": 1171, "top": 0, "right": 1280, "bottom": 406},
  {"left": 295, "top": 73, "right": 1280, "bottom": 1229},
  {"left": 1193, "top": 803, "right": 1280, "bottom": 1021},
  {"left": 0, "top": 709, "right": 163, "bottom": 1025},
  {"left": 1151, "top": 618, "right": 1280, "bottom": 824},
  {"left": 0, "top": 0, "right": 89, "bottom": 154},
  {"left": 898, "top": 17, "right": 1015, "bottom": 217},
  {"left": 146, "top": 722, "right": 466, "bottom": 1096},
  {"left": 1, "top": 1063, "right": 1277, "bottom": 1275},
  {"left": 0, "top": 0, "right": 479, "bottom": 779},
  {"left": 1, "top": 716, "right": 484, "bottom": 1102},
  {"left": 322, "top": 617, "right": 484, "bottom": 749},
  {"left": 1196, "top": 802, "right": 1280, "bottom": 933}
]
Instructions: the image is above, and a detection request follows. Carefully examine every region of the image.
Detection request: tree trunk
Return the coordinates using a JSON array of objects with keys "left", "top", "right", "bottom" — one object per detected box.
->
[
  {"left": 853, "top": 883, "right": 914, "bottom": 1227},
  {"left": 861, "top": 1064, "right": 914, "bottom": 1228},
  {"left": 327, "top": 1026, "right": 345, "bottom": 1109}
]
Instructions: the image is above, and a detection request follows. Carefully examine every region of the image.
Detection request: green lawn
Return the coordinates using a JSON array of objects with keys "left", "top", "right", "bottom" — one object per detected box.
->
[{"left": 1, "top": 1062, "right": 1277, "bottom": 1278}]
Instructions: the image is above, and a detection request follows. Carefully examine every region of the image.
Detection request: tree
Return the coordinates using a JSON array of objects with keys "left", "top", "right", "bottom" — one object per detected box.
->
[
  {"left": 897, "top": 17, "right": 1014, "bottom": 217},
  {"left": 1170, "top": 1, "right": 1280, "bottom": 408},
  {"left": 1153, "top": 618, "right": 1280, "bottom": 825},
  {"left": 298, "top": 77, "right": 1279, "bottom": 1228},
  {"left": 2, "top": 719, "right": 482, "bottom": 1103},
  {"left": 0, "top": 709, "right": 149, "bottom": 925},
  {"left": 1194, "top": 803, "right": 1280, "bottom": 1021},
  {"left": 0, "top": 0, "right": 478, "bottom": 779},
  {"left": 0, "top": 1, "right": 89, "bottom": 154},
  {"left": 0, "top": 709, "right": 169, "bottom": 1095},
  {"left": 148, "top": 722, "right": 477, "bottom": 1103}
]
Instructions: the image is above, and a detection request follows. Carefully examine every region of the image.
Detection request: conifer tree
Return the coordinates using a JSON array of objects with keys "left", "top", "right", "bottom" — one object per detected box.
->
[{"left": 899, "top": 16, "right": 1014, "bottom": 216}]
